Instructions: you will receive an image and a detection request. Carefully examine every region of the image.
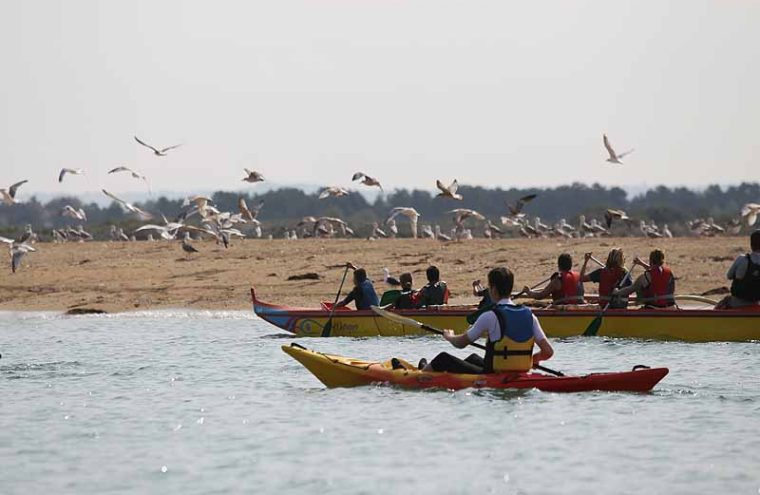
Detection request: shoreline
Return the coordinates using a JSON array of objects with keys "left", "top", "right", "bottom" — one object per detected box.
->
[{"left": 1, "top": 237, "right": 744, "bottom": 313}]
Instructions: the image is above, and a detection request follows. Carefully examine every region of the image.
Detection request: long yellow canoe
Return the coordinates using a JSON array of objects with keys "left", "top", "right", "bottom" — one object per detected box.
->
[{"left": 251, "top": 288, "right": 760, "bottom": 342}]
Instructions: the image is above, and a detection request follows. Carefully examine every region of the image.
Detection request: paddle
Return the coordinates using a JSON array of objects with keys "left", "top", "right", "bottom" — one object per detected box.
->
[
  {"left": 582, "top": 260, "right": 637, "bottom": 337},
  {"left": 372, "top": 306, "right": 564, "bottom": 376},
  {"left": 321, "top": 262, "right": 354, "bottom": 337}
]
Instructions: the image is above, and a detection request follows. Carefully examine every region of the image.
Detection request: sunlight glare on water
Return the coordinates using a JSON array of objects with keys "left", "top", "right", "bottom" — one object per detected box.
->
[{"left": 0, "top": 311, "right": 758, "bottom": 494}]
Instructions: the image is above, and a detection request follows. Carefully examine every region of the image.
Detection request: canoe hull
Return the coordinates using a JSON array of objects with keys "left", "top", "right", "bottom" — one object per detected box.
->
[
  {"left": 282, "top": 344, "right": 669, "bottom": 392},
  {"left": 253, "top": 288, "right": 760, "bottom": 342}
]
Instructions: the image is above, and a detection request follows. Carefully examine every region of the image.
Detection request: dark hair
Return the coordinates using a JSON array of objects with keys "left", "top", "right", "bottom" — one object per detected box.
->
[
  {"left": 558, "top": 253, "right": 573, "bottom": 271},
  {"left": 426, "top": 265, "right": 440, "bottom": 283},
  {"left": 354, "top": 268, "right": 367, "bottom": 283},
  {"left": 751, "top": 230, "right": 760, "bottom": 251},
  {"left": 488, "top": 267, "right": 514, "bottom": 298},
  {"left": 400, "top": 272, "right": 413, "bottom": 288},
  {"left": 649, "top": 249, "right": 665, "bottom": 266}
]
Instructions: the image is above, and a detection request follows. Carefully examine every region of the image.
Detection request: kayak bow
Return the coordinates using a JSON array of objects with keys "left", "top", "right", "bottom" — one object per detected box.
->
[{"left": 282, "top": 344, "right": 668, "bottom": 393}]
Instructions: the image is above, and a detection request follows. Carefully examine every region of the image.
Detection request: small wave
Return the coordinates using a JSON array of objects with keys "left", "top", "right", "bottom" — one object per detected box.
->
[{"left": 0, "top": 309, "right": 258, "bottom": 321}]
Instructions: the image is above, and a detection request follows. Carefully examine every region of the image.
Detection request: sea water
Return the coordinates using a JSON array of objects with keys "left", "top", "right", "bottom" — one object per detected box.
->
[{"left": 1, "top": 310, "right": 758, "bottom": 494}]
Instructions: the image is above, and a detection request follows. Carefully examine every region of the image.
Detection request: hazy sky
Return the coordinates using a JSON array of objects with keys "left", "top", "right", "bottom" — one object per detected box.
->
[{"left": 1, "top": 1, "right": 758, "bottom": 199}]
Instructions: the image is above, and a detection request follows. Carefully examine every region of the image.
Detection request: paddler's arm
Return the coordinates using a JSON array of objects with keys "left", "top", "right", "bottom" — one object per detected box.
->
[
  {"left": 442, "top": 311, "right": 493, "bottom": 349},
  {"left": 531, "top": 316, "right": 554, "bottom": 365},
  {"left": 579, "top": 252, "right": 593, "bottom": 281},
  {"left": 612, "top": 273, "right": 646, "bottom": 298},
  {"left": 442, "top": 329, "right": 472, "bottom": 349},
  {"left": 633, "top": 257, "right": 650, "bottom": 270},
  {"left": 523, "top": 276, "right": 559, "bottom": 300}
]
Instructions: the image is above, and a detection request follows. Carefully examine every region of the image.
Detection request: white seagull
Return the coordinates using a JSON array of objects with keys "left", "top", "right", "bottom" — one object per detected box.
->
[
  {"left": 242, "top": 169, "right": 265, "bottom": 183},
  {"left": 506, "top": 194, "right": 537, "bottom": 216},
  {"left": 386, "top": 207, "right": 420, "bottom": 238},
  {"left": 740, "top": 203, "right": 760, "bottom": 227},
  {"left": 102, "top": 189, "right": 153, "bottom": 220},
  {"left": 134, "top": 136, "right": 182, "bottom": 156},
  {"left": 0, "top": 180, "right": 28, "bottom": 205},
  {"left": 108, "top": 166, "right": 148, "bottom": 182},
  {"left": 59, "top": 168, "right": 85, "bottom": 183},
  {"left": 318, "top": 187, "right": 349, "bottom": 199},
  {"left": 435, "top": 179, "right": 463, "bottom": 200},
  {"left": 603, "top": 134, "right": 634, "bottom": 164},
  {"left": 351, "top": 172, "right": 383, "bottom": 191},
  {"left": 61, "top": 205, "right": 87, "bottom": 222}
]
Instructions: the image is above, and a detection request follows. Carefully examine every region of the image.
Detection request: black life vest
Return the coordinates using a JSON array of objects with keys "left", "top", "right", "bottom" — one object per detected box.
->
[
  {"left": 731, "top": 254, "right": 760, "bottom": 302},
  {"left": 419, "top": 281, "right": 448, "bottom": 306},
  {"left": 394, "top": 290, "right": 415, "bottom": 309},
  {"left": 484, "top": 304, "right": 535, "bottom": 373}
]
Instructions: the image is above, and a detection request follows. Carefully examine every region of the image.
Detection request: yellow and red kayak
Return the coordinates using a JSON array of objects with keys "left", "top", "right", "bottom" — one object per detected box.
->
[
  {"left": 282, "top": 344, "right": 669, "bottom": 393},
  {"left": 253, "top": 288, "right": 760, "bottom": 342}
]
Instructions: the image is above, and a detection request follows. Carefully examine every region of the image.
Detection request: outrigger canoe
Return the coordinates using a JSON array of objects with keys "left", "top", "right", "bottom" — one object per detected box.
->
[
  {"left": 252, "top": 288, "right": 760, "bottom": 342},
  {"left": 282, "top": 344, "right": 668, "bottom": 392}
]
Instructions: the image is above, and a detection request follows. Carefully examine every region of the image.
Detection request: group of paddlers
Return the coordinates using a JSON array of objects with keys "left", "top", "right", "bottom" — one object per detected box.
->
[{"left": 337, "top": 230, "right": 760, "bottom": 313}]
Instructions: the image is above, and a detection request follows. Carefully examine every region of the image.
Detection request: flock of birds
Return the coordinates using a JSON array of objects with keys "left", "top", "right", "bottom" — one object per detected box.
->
[{"left": 2, "top": 134, "right": 759, "bottom": 273}]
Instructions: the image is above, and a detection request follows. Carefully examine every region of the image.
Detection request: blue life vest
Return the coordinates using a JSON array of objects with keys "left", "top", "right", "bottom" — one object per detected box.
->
[{"left": 484, "top": 304, "right": 535, "bottom": 373}]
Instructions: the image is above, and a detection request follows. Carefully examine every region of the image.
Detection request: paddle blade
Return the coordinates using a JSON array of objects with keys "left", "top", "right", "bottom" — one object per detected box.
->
[
  {"left": 583, "top": 315, "right": 603, "bottom": 337},
  {"left": 371, "top": 306, "right": 423, "bottom": 328},
  {"left": 320, "top": 321, "right": 333, "bottom": 337}
]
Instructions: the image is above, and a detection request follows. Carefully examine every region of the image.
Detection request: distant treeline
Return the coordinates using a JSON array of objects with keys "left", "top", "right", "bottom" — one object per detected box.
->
[{"left": 1, "top": 182, "right": 758, "bottom": 239}]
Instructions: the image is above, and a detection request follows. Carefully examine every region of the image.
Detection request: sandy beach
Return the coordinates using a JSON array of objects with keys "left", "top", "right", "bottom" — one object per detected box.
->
[{"left": 0, "top": 237, "right": 745, "bottom": 313}]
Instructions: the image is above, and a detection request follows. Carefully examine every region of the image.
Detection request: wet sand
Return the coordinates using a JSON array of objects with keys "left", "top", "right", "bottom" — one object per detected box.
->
[{"left": 0, "top": 237, "right": 745, "bottom": 313}]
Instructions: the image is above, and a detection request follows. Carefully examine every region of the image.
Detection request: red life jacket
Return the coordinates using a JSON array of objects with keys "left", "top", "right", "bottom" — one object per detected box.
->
[
  {"left": 552, "top": 271, "right": 584, "bottom": 304},
  {"left": 643, "top": 266, "right": 675, "bottom": 307},
  {"left": 599, "top": 267, "right": 626, "bottom": 301}
]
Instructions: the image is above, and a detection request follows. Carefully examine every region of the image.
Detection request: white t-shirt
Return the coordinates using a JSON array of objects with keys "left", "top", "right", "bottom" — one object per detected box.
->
[
  {"left": 465, "top": 298, "right": 547, "bottom": 343},
  {"left": 727, "top": 251, "right": 760, "bottom": 280}
]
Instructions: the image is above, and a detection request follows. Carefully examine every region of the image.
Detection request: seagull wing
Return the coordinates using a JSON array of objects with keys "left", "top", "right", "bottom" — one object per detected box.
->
[
  {"left": 435, "top": 180, "right": 447, "bottom": 194},
  {"left": 159, "top": 143, "right": 182, "bottom": 153},
  {"left": 108, "top": 166, "right": 130, "bottom": 174},
  {"left": 603, "top": 134, "right": 617, "bottom": 160},
  {"left": 134, "top": 136, "right": 161, "bottom": 154},
  {"left": 102, "top": 189, "right": 127, "bottom": 206},
  {"left": 617, "top": 149, "right": 635, "bottom": 159},
  {"left": 8, "top": 180, "right": 28, "bottom": 198},
  {"left": 449, "top": 179, "right": 459, "bottom": 194},
  {"left": 352, "top": 172, "right": 365, "bottom": 181},
  {"left": 58, "top": 169, "right": 68, "bottom": 183}
]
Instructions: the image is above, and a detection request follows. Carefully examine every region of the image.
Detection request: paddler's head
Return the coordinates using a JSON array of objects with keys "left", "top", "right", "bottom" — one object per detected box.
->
[
  {"left": 487, "top": 267, "right": 514, "bottom": 301},
  {"left": 606, "top": 248, "right": 624, "bottom": 269},
  {"left": 426, "top": 265, "right": 440, "bottom": 283},
  {"left": 353, "top": 268, "right": 368, "bottom": 286},
  {"left": 400, "top": 272, "right": 413, "bottom": 291},
  {"left": 649, "top": 249, "right": 665, "bottom": 267},
  {"left": 558, "top": 253, "right": 573, "bottom": 272},
  {"left": 751, "top": 230, "right": 760, "bottom": 252}
]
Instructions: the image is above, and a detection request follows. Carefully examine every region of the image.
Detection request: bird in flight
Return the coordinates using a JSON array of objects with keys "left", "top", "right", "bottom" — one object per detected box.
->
[
  {"left": 243, "top": 169, "right": 265, "bottom": 183},
  {"left": 435, "top": 179, "right": 463, "bottom": 200},
  {"left": 108, "top": 166, "right": 148, "bottom": 182},
  {"left": 0, "top": 180, "right": 28, "bottom": 205},
  {"left": 102, "top": 189, "right": 153, "bottom": 220},
  {"left": 61, "top": 205, "right": 87, "bottom": 222},
  {"left": 506, "top": 194, "right": 537, "bottom": 217},
  {"left": 603, "top": 134, "right": 634, "bottom": 164},
  {"left": 352, "top": 172, "right": 383, "bottom": 191},
  {"left": 134, "top": 136, "right": 182, "bottom": 156},
  {"left": 318, "top": 187, "right": 350, "bottom": 199},
  {"left": 386, "top": 207, "right": 421, "bottom": 238},
  {"left": 59, "top": 168, "right": 85, "bottom": 183}
]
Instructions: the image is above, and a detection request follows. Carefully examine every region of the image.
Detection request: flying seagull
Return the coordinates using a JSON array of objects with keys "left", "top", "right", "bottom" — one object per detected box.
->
[
  {"left": 0, "top": 180, "right": 28, "bottom": 205},
  {"left": 108, "top": 166, "right": 148, "bottom": 181},
  {"left": 242, "top": 169, "right": 265, "bottom": 183},
  {"left": 134, "top": 136, "right": 182, "bottom": 156},
  {"left": 741, "top": 203, "right": 760, "bottom": 227},
  {"left": 506, "top": 194, "right": 537, "bottom": 217},
  {"left": 59, "top": 168, "right": 85, "bottom": 183},
  {"left": 436, "top": 179, "right": 463, "bottom": 200},
  {"left": 61, "top": 205, "right": 87, "bottom": 222},
  {"left": 318, "top": 187, "right": 349, "bottom": 199},
  {"left": 10, "top": 243, "right": 36, "bottom": 273},
  {"left": 603, "top": 134, "right": 634, "bottom": 164},
  {"left": 238, "top": 198, "right": 263, "bottom": 223},
  {"left": 352, "top": 172, "right": 383, "bottom": 191},
  {"left": 102, "top": 189, "right": 153, "bottom": 220},
  {"left": 604, "top": 208, "right": 630, "bottom": 229},
  {"left": 386, "top": 207, "right": 420, "bottom": 238}
]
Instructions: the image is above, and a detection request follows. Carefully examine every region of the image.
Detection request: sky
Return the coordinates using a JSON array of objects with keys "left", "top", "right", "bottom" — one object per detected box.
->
[{"left": 1, "top": 1, "right": 759, "bottom": 201}]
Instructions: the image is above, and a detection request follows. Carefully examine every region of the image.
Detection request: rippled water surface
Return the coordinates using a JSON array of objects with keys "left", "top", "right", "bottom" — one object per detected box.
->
[{"left": 1, "top": 310, "right": 758, "bottom": 494}]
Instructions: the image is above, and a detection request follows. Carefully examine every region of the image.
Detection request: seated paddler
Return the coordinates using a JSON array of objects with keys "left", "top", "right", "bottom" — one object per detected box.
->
[
  {"left": 392, "top": 273, "right": 418, "bottom": 310},
  {"left": 335, "top": 267, "right": 379, "bottom": 310},
  {"left": 418, "top": 267, "right": 554, "bottom": 374},
  {"left": 416, "top": 265, "right": 450, "bottom": 307},
  {"left": 613, "top": 249, "right": 676, "bottom": 308},
  {"left": 580, "top": 249, "right": 631, "bottom": 309},
  {"left": 522, "top": 253, "right": 585, "bottom": 305}
]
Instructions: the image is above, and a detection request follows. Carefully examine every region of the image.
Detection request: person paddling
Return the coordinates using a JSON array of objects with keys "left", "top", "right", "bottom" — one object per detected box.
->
[
  {"left": 335, "top": 268, "right": 379, "bottom": 310},
  {"left": 716, "top": 230, "right": 760, "bottom": 309},
  {"left": 580, "top": 249, "right": 631, "bottom": 308},
  {"left": 416, "top": 267, "right": 554, "bottom": 374},
  {"left": 613, "top": 249, "right": 676, "bottom": 308},
  {"left": 522, "top": 253, "right": 584, "bottom": 305},
  {"left": 416, "top": 265, "right": 450, "bottom": 307}
]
